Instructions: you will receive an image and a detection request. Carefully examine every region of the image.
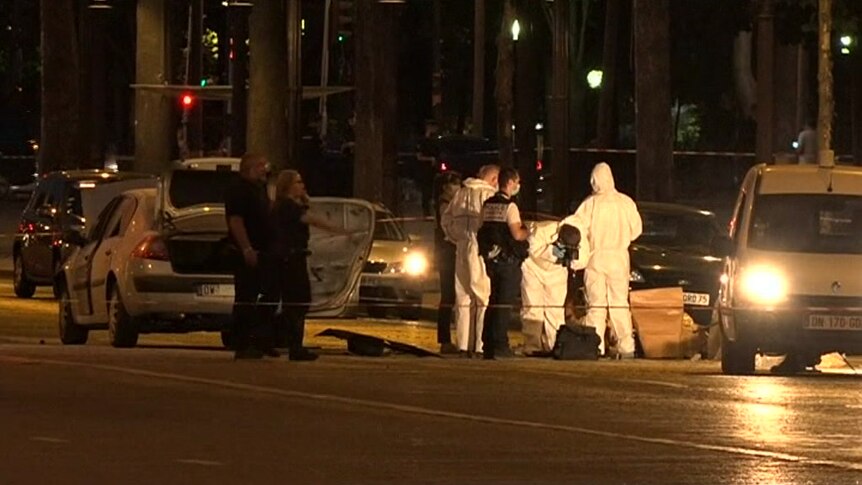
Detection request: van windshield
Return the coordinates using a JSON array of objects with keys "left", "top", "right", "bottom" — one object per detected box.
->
[{"left": 748, "top": 194, "right": 862, "bottom": 254}]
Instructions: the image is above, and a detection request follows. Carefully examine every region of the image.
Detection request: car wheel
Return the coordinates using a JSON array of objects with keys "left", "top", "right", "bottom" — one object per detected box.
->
[
  {"left": 367, "top": 305, "right": 389, "bottom": 319},
  {"left": 58, "top": 281, "right": 88, "bottom": 345},
  {"left": 12, "top": 253, "right": 36, "bottom": 299},
  {"left": 107, "top": 284, "right": 139, "bottom": 348},
  {"left": 720, "top": 328, "right": 756, "bottom": 375}
]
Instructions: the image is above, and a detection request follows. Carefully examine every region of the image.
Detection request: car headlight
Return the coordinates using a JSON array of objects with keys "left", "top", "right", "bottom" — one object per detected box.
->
[
  {"left": 630, "top": 268, "right": 646, "bottom": 283},
  {"left": 403, "top": 252, "right": 428, "bottom": 276},
  {"left": 738, "top": 266, "right": 788, "bottom": 305}
]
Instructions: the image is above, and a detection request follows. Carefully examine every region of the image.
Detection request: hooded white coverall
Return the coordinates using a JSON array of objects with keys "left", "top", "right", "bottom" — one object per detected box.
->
[
  {"left": 441, "top": 177, "right": 497, "bottom": 353},
  {"left": 563, "top": 163, "right": 642, "bottom": 356}
]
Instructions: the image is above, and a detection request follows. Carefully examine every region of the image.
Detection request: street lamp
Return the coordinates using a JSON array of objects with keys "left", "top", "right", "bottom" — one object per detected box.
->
[
  {"left": 511, "top": 19, "right": 521, "bottom": 41},
  {"left": 587, "top": 70, "right": 603, "bottom": 89},
  {"left": 840, "top": 35, "right": 853, "bottom": 55}
]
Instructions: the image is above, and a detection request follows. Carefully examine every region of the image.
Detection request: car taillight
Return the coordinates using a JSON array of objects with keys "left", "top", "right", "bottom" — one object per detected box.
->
[
  {"left": 536, "top": 159, "right": 543, "bottom": 171},
  {"left": 131, "top": 235, "right": 170, "bottom": 261},
  {"left": 440, "top": 161, "right": 449, "bottom": 172}
]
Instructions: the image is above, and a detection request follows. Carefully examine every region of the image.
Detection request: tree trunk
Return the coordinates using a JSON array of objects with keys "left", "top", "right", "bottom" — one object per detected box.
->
[
  {"left": 86, "top": 2, "right": 109, "bottom": 167},
  {"left": 228, "top": 5, "right": 250, "bottom": 156},
  {"left": 817, "top": 0, "right": 834, "bottom": 165},
  {"left": 354, "top": 0, "right": 398, "bottom": 209},
  {"left": 248, "top": 0, "right": 288, "bottom": 170},
  {"left": 134, "top": 0, "right": 174, "bottom": 174},
  {"left": 188, "top": 0, "right": 204, "bottom": 156},
  {"left": 733, "top": 31, "right": 757, "bottom": 120},
  {"left": 431, "top": 0, "right": 443, "bottom": 128},
  {"left": 755, "top": 0, "right": 774, "bottom": 163},
  {"left": 40, "top": 0, "right": 81, "bottom": 172},
  {"left": 550, "top": 0, "right": 570, "bottom": 215},
  {"left": 634, "top": 0, "right": 673, "bottom": 201},
  {"left": 494, "top": 0, "right": 515, "bottom": 168},
  {"left": 514, "top": 3, "right": 538, "bottom": 213},
  {"left": 568, "top": 0, "right": 589, "bottom": 146},
  {"left": 773, "top": 43, "right": 800, "bottom": 157},
  {"left": 471, "top": 0, "right": 485, "bottom": 136},
  {"left": 285, "top": 0, "right": 302, "bottom": 170},
  {"left": 596, "top": 0, "right": 621, "bottom": 148}
]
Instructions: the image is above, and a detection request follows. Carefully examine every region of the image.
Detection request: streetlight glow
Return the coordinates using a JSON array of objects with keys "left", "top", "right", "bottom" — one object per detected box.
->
[
  {"left": 511, "top": 19, "right": 521, "bottom": 41},
  {"left": 840, "top": 35, "right": 853, "bottom": 47},
  {"left": 587, "top": 70, "right": 603, "bottom": 89}
]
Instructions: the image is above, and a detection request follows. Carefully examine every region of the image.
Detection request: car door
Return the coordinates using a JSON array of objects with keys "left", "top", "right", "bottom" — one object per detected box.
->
[
  {"left": 25, "top": 178, "right": 61, "bottom": 280},
  {"left": 305, "top": 197, "right": 375, "bottom": 317},
  {"left": 87, "top": 195, "right": 138, "bottom": 323},
  {"left": 71, "top": 198, "right": 121, "bottom": 317}
]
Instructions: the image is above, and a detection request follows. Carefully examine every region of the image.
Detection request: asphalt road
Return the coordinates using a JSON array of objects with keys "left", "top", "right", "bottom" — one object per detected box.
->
[{"left": 2, "top": 281, "right": 862, "bottom": 484}]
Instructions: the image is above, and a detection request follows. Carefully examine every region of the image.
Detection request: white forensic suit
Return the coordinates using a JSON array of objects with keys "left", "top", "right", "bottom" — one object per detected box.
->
[
  {"left": 520, "top": 221, "right": 587, "bottom": 354},
  {"left": 441, "top": 177, "right": 497, "bottom": 353},
  {"left": 563, "top": 163, "right": 642, "bottom": 356}
]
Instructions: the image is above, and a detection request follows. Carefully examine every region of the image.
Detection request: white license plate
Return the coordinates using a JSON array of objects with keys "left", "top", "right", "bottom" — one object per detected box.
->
[
  {"left": 195, "top": 284, "right": 235, "bottom": 298},
  {"left": 683, "top": 292, "right": 710, "bottom": 306},
  {"left": 806, "top": 314, "right": 862, "bottom": 331}
]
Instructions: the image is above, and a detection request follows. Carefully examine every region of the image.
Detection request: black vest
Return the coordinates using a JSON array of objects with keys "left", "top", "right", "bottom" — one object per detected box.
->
[{"left": 477, "top": 193, "right": 529, "bottom": 263}]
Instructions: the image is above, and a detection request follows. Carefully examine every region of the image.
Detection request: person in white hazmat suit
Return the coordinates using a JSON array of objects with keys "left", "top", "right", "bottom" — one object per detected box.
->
[
  {"left": 521, "top": 222, "right": 589, "bottom": 355},
  {"left": 563, "top": 162, "right": 642, "bottom": 358},
  {"left": 441, "top": 165, "right": 500, "bottom": 354}
]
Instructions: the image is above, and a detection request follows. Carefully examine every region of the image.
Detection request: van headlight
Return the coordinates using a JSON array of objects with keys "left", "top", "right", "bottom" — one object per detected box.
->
[
  {"left": 738, "top": 266, "right": 788, "bottom": 305},
  {"left": 403, "top": 252, "right": 429, "bottom": 276}
]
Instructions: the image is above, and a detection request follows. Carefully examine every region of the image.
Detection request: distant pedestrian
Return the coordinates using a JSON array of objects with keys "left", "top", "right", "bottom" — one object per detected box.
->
[
  {"left": 433, "top": 170, "right": 463, "bottom": 354},
  {"left": 225, "top": 154, "right": 278, "bottom": 359},
  {"left": 796, "top": 119, "right": 818, "bottom": 164}
]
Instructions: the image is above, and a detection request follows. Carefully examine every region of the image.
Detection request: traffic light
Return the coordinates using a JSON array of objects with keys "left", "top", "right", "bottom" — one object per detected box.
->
[
  {"left": 180, "top": 92, "right": 196, "bottom": 110},
  {"left": 333, "top": 0, "right": 354, "bottom": 43}
]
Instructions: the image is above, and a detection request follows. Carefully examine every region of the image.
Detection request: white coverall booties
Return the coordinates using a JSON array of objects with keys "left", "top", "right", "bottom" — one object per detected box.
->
[
  {"left": 563, "top": 163, "right": 642, "bottom": 356},
  {"left": 441, "top": 177, "right": 497, "bottom": 353},
  {"left": 520, "top": 221, "right": 570, "bottom": 354}
]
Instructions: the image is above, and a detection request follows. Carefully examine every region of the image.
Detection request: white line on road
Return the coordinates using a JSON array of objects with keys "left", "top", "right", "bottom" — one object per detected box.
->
[
  {"left": 30, "top": 436, "right": 69, "bottom": 443},
  {"left": 175, "top": 459, "right": 223, "bottom": 467},
  {"left": 15, "top": 356, "right": 862, "bottom": 474}
]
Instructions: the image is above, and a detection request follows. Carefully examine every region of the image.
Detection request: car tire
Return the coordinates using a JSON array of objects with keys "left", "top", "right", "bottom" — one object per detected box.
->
[
  {"left": 107, "top": 284, "right": 139, "bottom": 348},
  {"left": 58, "top": 281, "right": 88, "bottom": 345},
  {"left": 12, "top": 253, "right": 36, "bottom": 299},
  {"left": 720, "top": 328, "right": 756, "bottom": 375}
]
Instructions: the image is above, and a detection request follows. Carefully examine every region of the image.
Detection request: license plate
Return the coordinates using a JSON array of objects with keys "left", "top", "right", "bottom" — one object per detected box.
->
[
  {"left": 683, "top": 292, "right": 710, "bottom": 306},
  {"left": 195, "top": 284, "right": 235, "bottom": 298},
  {"left": 806, "top": 314, "right": 862, "bottom": 331}
]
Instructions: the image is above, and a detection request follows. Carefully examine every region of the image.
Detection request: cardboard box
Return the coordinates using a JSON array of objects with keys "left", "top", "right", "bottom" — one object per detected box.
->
[{"left": 631, "top": 287, "right": 700, "bottom": 359}]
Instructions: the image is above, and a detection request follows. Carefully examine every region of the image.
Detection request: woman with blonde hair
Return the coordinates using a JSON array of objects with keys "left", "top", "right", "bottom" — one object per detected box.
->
[{"left": 271, "top": 169, "right": 344, "bottom": 360}]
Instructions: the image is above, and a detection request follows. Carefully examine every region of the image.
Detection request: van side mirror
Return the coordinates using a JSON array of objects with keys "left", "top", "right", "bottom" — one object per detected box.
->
[{"left": 712, "top": 236, "right": 735, "bottom": 257}]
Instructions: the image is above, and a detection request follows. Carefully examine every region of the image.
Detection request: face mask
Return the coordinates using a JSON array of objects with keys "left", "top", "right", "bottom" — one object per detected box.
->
[{"left": 511, "top": 183, "right": 521, "bottom": 196}]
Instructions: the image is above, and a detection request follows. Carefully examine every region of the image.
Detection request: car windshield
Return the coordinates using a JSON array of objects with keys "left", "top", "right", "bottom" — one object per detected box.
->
[
  {"left": 374, "top": 211, "right": 407, "bottom": 241},
  {"left": 169, "top": 170, "right": 239, "bottom": 209},
  {"left": 637, "top": 210, "right": 717, "bottom": 251},
  {"left": 748, "top": 194, "right": 862, "bottom": 254}
]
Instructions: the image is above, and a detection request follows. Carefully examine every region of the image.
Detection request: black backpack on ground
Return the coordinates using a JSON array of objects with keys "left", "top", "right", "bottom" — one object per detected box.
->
[{"left": 553, "top": 324, "right": 601, "bottom": 360}]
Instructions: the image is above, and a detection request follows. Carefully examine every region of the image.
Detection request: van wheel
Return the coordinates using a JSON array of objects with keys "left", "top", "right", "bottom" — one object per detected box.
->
[
  {"left": 107, "top": 284, "right": 138, "bottom": 348},
  {"left": 13, "top": 253, "right": 36, "bottom": 298},
  {"left": 721, "top": 330, "right": 756, "bottom": 375},
  {"left": 58, "top": 281, "right": 88, "bottom": 345}
]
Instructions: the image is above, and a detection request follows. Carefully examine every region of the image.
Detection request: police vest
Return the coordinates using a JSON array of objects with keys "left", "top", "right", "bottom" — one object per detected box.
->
[{"left": 477, "top": 193, "right": 529, "bottom": 263}]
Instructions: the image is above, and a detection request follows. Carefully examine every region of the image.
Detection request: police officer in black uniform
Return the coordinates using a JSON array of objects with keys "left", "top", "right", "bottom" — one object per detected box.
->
[{"left": 477, "top": 167, "right": 530, "bottom": 359}]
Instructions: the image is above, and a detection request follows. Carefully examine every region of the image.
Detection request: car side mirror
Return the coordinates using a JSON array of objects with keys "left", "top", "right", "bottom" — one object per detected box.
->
[
  {"left": 712, "top": 236, "right": 735, "bottom": 257},
  {"left": 63, "top": 229, "right": 87, "bottom": 247}
]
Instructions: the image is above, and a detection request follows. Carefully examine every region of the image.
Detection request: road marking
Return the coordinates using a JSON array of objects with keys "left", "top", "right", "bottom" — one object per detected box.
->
[
  {"left": 19, "top": 357, "right": 862, "bottom": 473},
  {"left": 176, "top": 459, "right": 223, "bottom": 467},
  {"left": 30, "top": 436, "right": 69, "bottom": 443}
]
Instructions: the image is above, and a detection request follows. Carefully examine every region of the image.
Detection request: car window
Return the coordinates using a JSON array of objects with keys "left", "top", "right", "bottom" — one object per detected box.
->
[
  {"left": 637, "top": 211, "right": 717, "bottom": 251},
  {"left": 88, "top": 197, "right": 122, "bottom": 241},
  {"left": 65, "top": 187, "right": 83, "bottom": 216},
  {"left": 105, "top": 196, "right": 138, "bottom": 238},
  {"left": 373, "top": 211, "right": 407, "bottom": 241},
  {"left": 748, "top": 194, "right": 862, "bottom": 254},
  {"left": 168, "top": 169, "right": 239, "bottom": 208}
]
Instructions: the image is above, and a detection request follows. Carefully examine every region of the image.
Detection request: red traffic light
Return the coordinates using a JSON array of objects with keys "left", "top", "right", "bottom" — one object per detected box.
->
[{"left": 181, "top": 93, "right": 195, "bottom": 108}]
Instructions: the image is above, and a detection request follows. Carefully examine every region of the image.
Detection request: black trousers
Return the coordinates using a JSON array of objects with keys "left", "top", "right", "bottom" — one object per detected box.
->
[
  {"left": 436, "top": 243, "right": 456, "bottom": 344},
  {"left": 231, "top": 252, "right": 278, "bottom": 351},
  {"left": 274, "top": 254, "right": 312, "bottom": 351},
  {"left": 482, "top": 260, "right": 522, "bottom": 357}
]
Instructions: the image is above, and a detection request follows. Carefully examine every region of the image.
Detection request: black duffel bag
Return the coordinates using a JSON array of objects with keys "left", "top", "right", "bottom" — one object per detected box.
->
[{"left": 552, "top": 324, "right": 601, "bottom": 360}]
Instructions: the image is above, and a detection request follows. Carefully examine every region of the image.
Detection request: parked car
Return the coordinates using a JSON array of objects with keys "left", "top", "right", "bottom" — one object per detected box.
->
[
  {"left": 55, "top": 167, "right": 376, "bottom": 348},
  {"left": 358, "top": 205, "right": 430, "bottom": 320},
  {"left": 717, "top": 162, "right": 862, "bottom": 375},
  {"left": 12, "top": 170, "right": 156, "bottom": 298}
]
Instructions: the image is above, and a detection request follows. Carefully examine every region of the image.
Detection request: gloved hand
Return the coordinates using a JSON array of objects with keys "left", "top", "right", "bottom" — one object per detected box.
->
[{"left": 551, "top": 242, "right": 566, "bottom": 263}]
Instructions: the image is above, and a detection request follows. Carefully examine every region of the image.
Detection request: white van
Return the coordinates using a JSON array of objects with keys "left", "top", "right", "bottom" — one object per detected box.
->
[{"left": 718, "top": 162, "right": 862, "bottom": 374}]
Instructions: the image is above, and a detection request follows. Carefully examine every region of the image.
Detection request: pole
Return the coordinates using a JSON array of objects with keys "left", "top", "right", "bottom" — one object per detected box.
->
[
  {"left": 286, "top": 0, "right": 303, "bottom": 169},
  {"left": 188, "top": 0, "right": 204, "bottom": 156},
  {"left": 320, "top": 0, "right": 332, "bottom": 138},
  {"left": 471, "top": 0, "right": 485, "bottom": 136},
  {"left": 550, "top": 0, "right": 569, "bottom": 215},
  {"left": 818, "top": 0, "right": 834, "bottom": 166},
  {"left": 755, "top": 0, "right": 774, "bottom": 163}
]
